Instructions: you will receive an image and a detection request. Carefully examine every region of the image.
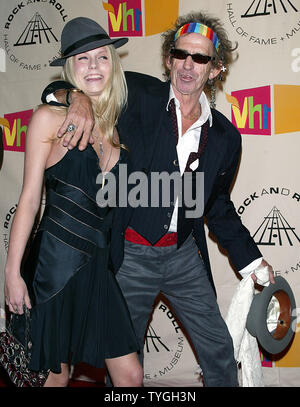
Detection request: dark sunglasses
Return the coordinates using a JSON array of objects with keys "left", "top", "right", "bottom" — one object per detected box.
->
[{"left": 170, "top": 48, "right": 213, "bottom": 64}]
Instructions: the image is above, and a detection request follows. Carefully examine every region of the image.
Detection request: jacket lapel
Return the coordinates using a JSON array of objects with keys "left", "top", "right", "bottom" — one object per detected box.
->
[
  {"left": 139, "top": 80, "right": 175, "bottom": 170},
  {"left": 197, "top": 119, "right": 227, "bottom": 205}
]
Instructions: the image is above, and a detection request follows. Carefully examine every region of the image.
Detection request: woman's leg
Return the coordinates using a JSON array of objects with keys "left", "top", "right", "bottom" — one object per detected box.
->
[
  {"left": 43, "top": 363, "right": 70, "bottom": 387},
  {"left": 105, "top": 352, "right": 143, "bottom": 387}
]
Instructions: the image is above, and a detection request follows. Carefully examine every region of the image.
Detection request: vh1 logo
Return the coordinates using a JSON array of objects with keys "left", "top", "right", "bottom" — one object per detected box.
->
[
  {"left": 226, "top": 85, "right": 300, "bottom": 135},
  {"left": 226, "top": 86, "right": 271, "bottom": 135},
  {"left": 102, "top": 0, "right": 179, "bottom": 37},
  {"left": 103, "top": 0, "right": 142, "bottom": 36},
  {"left": 1, "top": 109, "right": 33, "bottom": 152}
]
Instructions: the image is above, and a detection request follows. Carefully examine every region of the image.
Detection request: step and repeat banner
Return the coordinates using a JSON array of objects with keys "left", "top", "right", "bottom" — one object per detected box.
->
[{"left": 1, "top": 0, "right": 299, "bottom": 387}]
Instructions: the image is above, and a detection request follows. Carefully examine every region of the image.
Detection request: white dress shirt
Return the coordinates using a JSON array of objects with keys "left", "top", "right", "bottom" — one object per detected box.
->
[{"left": 167, "top": 86, "right": 212, "bottom": 233}]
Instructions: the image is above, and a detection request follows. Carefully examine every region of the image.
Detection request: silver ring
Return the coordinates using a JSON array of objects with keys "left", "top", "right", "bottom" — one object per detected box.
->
[{"left": 66, "top": 123, "right": 76, "bottom": 132}]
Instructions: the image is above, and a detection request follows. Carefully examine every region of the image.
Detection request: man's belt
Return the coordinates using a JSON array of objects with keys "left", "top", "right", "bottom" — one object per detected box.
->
[{"left": 125, "top": 228, "right": 177, "bottom": 247}]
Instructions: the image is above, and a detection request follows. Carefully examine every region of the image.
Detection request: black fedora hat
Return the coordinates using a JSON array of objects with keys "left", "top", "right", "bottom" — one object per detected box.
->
[
  {"left": 50, "top": 17, "right": 128, "bottom": 66},
  {"left": 246, "top": 276, "right": 297, "bottom": 355}
]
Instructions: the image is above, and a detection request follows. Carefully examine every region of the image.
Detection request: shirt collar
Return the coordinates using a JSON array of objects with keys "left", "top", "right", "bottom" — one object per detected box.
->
[{"left": 166, "top": 85, "right": 213, "bottom": 127}]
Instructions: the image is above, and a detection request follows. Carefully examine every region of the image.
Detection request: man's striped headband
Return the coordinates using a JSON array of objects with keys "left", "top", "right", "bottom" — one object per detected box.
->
[{"left": 174, "top": 23, "right": 220, "bottom": 51}]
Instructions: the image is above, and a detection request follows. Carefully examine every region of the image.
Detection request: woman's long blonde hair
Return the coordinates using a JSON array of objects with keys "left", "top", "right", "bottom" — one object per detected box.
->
[{"left": 62, "top": 45, "right": 127, "bottom": 148}]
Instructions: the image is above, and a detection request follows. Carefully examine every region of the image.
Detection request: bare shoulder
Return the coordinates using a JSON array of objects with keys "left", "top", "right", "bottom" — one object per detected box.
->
[
  {"left": 28, "top": 104, "right": 66, "bottom": 141},
  {"left": 31, "top": 104, "right": 66, "bottom": 126}
]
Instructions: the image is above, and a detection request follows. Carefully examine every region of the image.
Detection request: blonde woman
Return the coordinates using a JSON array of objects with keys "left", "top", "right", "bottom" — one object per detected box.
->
[{"left": 4, "top": 17, "right": 142, "bottom": 387}]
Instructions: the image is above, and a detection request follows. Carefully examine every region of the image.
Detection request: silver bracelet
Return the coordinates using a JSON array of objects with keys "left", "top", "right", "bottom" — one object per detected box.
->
[{"left": 66, "top": 88, "right": 83, "bottom": 106}]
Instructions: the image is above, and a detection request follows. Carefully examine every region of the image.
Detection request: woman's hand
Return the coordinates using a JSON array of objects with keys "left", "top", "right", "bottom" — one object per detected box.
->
[{"left": 4, "top": 273, "right": 31, "bottom": 314}]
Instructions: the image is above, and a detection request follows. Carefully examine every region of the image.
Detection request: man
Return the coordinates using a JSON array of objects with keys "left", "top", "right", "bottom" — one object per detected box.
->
[{"left": 42, "top": 11, "right": 274, "bottom": 386}]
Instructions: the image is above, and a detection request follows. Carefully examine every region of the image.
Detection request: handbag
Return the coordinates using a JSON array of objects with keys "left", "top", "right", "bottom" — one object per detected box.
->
[{"left": 0, "top": 306, "right": 49, "bottom": 387}]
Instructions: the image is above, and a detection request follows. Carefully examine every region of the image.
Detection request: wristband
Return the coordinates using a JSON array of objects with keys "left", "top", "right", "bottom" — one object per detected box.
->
[{"left": 66, "top": 88, "right": 84, "bottom": 106}]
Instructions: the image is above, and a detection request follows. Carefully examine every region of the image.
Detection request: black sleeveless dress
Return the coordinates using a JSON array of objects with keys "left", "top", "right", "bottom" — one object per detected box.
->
[{"left": 21, "top": 144, "right": 138, "bottom": 373}]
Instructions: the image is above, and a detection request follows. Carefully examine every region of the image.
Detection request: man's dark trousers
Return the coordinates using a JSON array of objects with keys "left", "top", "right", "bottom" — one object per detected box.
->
[{"left": 115, "top": 234, "right": 238, "bottom": 387}]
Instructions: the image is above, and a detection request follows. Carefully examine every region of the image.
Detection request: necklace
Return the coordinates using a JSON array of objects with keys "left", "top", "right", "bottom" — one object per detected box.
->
[
  {"left": 180, "top": 104, "right": 201, "bottom": 121},
  {"left": 181, "top": 110, "right": 200, "bottom": 121},
  {"left": 100, "top": 143, "right": 113, "bottom": 189},
  {"left": 99, "top": 140, "right": 104, "bottom": 157},
  {"left": 93, "top": 127, "right": 114, "bottom": 189}
]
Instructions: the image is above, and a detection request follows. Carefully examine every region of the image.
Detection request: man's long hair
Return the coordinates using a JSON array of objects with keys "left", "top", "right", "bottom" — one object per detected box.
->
[{"left": 161, "top": 11, "right": 237, "bottom": 80}]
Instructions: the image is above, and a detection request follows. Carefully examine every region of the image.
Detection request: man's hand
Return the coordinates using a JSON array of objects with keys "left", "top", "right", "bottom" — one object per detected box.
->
[
  {"left": 251, "top": 258, "right": 275, "bottom": 285},
  {"left": 58, "top": 91, "right": 95, "bottom": 150}
]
